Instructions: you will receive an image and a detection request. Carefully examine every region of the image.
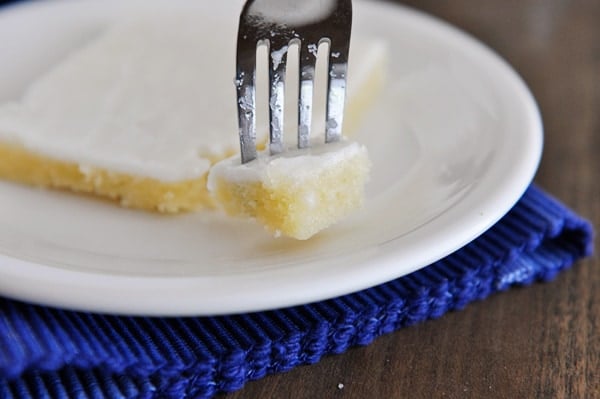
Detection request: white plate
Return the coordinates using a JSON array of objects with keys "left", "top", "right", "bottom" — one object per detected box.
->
[{"left": 0, "top": 0, "right": 542, "bottom": 316}]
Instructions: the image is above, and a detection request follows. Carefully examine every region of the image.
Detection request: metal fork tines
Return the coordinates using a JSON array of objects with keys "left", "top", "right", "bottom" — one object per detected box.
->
[{"left": 236, "top": 0, "right": 353, "bottom": 163}]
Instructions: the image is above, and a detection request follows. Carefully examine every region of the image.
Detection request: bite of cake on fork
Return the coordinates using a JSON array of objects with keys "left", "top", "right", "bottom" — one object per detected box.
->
[{"left": 208, "top": 0, "right": 372, "bottom": 240}]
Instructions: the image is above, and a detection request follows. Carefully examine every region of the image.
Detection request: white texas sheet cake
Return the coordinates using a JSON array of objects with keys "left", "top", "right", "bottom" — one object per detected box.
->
[{"left": 0, "top": 11, "right": 387, "bottom": 238}]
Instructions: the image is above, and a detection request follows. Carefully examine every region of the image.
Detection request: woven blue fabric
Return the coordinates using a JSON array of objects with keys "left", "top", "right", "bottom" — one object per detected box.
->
[{"left": 0, "top": 185, "right": 593, "bottom": 398}]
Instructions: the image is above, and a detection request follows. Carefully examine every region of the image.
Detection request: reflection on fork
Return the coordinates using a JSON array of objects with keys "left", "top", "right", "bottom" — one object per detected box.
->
[{"left": 235, "top": 0, "right": 353, "bottom": 163}]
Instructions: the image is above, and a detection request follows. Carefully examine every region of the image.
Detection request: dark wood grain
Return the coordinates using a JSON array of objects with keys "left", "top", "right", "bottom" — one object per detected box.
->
[{"left": 224, "top": 1, "right": 599, "bottom": 398}]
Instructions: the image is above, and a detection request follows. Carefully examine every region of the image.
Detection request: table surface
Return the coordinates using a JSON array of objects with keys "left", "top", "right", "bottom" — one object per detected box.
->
[{"left": 225, "top": 1, "right": 599, "bottom": 398}]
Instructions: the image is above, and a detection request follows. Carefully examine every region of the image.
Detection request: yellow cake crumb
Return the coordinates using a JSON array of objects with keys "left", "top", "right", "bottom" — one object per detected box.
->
[
  {"left": 0, "top": 142, "right": 212, "bottom": 213},
  {"left": 207, "top": 141, "right": 370, "bottom": 240}
]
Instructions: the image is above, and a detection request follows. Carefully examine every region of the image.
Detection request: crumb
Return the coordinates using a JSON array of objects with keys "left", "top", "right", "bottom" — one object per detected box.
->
[{"left": 337, "top": 383, "right": 344, "bottom": 390}]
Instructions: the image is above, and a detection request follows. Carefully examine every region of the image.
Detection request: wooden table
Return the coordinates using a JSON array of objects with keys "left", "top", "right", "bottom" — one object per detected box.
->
[{"left": 226, "top": 1, "right": 599, "bottom": 398}]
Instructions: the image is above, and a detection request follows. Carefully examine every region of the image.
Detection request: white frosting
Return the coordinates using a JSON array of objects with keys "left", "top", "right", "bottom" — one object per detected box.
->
[
  {"left": 207, "top": 141, "right": 368, "bottom": 190},
  {"left": 0, "top": 14, "right": 386, "bottom": 182}
]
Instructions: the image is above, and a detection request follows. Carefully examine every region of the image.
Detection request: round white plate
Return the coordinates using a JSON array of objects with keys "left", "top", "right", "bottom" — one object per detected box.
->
[{"left": 0, "top": 0, "right": 542, "bottom": 316}]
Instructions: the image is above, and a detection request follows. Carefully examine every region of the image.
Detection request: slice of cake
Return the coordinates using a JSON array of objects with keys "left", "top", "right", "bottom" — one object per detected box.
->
[
  {"left": 207, "top": 141, "right": 370, "bottom": 240},
  {"left": 0, "top": 14, "right": 387, "bottom": 213}
]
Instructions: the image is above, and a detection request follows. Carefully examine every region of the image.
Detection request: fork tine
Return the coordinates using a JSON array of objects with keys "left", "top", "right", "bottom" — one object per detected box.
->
[
  {"left": 236, "top": 5, "right": 259, "bottom": 164},
  {"left": 298, "top": 40, "right": 318, "bottom": 149},
  {"left": 325, "top": 39, "right": 350, "bottom": 143},
  {"left": 235, "top": 49, "right": 257, "bottom": 163},
  {"left": 268, "top": 38, "right": 289, "bottom": 155}
]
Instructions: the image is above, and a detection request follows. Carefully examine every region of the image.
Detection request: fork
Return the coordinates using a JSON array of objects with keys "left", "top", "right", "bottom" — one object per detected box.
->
[{"left": 235, "top": 0, "right": 353, "bottom": 163}]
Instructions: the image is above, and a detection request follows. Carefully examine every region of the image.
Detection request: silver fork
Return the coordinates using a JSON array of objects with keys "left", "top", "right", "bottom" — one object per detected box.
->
[{"left": 235, "top": 0, "right": 353, "bottom": 163}]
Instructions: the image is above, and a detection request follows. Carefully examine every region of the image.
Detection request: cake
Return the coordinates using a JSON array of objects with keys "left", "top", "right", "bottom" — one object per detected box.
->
[
  {"left": 207, "top": 141, "right": 370, "bottom": 240},
  {"left": 0, "top": 15, "right": 387, "bottom": 213}
]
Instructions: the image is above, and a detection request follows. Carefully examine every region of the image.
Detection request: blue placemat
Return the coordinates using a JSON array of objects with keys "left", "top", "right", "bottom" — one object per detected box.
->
[{"left": 0, "top": 185, "right": 594, "bottom": 398}]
